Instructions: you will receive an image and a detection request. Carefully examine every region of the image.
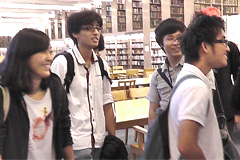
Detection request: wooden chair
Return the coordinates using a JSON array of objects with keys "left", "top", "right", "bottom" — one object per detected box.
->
[
  {"left": 109, "top": 67, "right": 114, "bottom": 79},
  {"left": 117, "top": 79, "right": 136, "bottom": 90},
  {"left": 112, "top": 66, "right": 126, "bottom": 79},
  {"left": 117, "top": 79, "right": 136, "bottom": 145},
  {"left": 113, "top": 66, "right": 124, "bottom": 70},
  {"left": 129, "top": 87, "right": 149, "bottom": 99},
  {"left": 111, "top": 90, "right": 127, "bottom": 101},
  {"left": 129, "top": 87, "right": 149, "bottom": 142},
  {"left": 143, "top": 68, "right": 155, "bottom": 78},
  {"left": 126, "top": 69, "right": 139, "bottom": 79},
  {"left": 130, "top": 125, "right": 148, "bottom": 160}
]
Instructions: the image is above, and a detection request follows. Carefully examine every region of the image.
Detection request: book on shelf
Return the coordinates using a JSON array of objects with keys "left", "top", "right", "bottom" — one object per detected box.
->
[
  {"left": 133, "top": 22, "right": 143, "bottom": 29},
  {"left": 117, "top": 11, "right": 126, "bottom": 16},
  {"left": 133, "top": 15, "right": 142, "bottom": 21},
  {"left": 106, "top": 17, "right": 111, "bottom": 22},
  {"left": 132, "top": 42, "right": 143, "bottom": 48},
  {"left": 118, "top": 25, "right": 126, "bottom": 31},
  {"left": 117, "top": 0, "right": 126, "bottom": 4},
  {"left": 106, "top": 28, "right": 112, "bottom": 33},
  {"left": 194, "top": 0, "right": 211, "bottom": 3},
  {"left": 133, "top": 8, "right": 142, "bottom": 14},
  {"left": 150, "top": 12, "right": 161, "bottom": 18},
  {"left": 106, "top": 6, "right": 111, "bottom": 11},
  {"left": 150, "top": 0, "right": 161, "bottom": 4},
  {"left": 151, "top": 19, "right": 162, "bottom": 27},
  {"left": 171, "top": 6, "right": 183, "bottom": 13},
  {"left": 132, "top": 1, "right": 142, "bottom": 7},
  {"left": 118, "top": 4, "right": 126, "bottom": 10},
  {"left": 118, "top": 17, "right": 126, "bottom": 23},
  {"left": 171, "top": 0, "right": 184, "bottom": 5},
  {"left": 151, "top": 5, "right": 161, "bottom": 11},
  {"left": 106, "top": 22, "right": 112, "bottom": 28}
]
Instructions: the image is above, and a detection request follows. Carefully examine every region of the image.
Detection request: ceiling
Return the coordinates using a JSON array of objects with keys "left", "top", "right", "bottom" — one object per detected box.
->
[
  {"left": 0, "top": 0, "right": 110, "bottom": 36},
  {"left": 0, "top": 0, "right": 95, "bottom": 16},
  {"left": 1, "top": 0, "right": 92, "bottom": 5}
]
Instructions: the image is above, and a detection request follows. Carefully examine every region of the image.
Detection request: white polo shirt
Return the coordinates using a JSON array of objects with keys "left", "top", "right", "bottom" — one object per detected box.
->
[
  {"left": 168, "top": 63, "right": 223, "bottom": 160},
  {"left": 51, "top": 45, "right": 113, "bottom": 150}
]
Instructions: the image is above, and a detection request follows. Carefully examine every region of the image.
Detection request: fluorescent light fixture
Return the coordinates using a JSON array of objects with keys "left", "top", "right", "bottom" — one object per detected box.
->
[
  {"left": 1, "top": 12, "right": 49, "bottom": 18},
  {"left": 0, "top": 2, "right": 92, "bottom": 11},
  {"left": 0, "top": 18, "right": 38, "bottom": 23},
  {"left": 131, "top": 33, "right": 144, "bottom": 39},
  {"left": 116, "top": 35, "right": 130, "bottom": 40}
]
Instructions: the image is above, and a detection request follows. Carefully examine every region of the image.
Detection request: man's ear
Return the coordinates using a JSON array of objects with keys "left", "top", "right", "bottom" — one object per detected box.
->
[
  {"left": 72, "top": 33, "right": 78, "bottom": 39},
  {"left": 201, "top": 41, "right": 211, "bottom": 54}
]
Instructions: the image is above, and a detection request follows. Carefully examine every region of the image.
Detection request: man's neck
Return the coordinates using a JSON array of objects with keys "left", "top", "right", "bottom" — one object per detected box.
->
[
  {"left": 167, "top": 55, "right": 182, "bottom": 69},
  {"left": 78, "top": 46, "right": 93, "bottom": 67},
  {"left": 191, "top": 61, "right": 211, "bottom": 76}
]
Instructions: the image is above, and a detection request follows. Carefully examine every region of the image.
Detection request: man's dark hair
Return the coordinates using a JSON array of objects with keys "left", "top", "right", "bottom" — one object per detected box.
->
[
  {"left": 155, "top": 18, "right": 186, "bottom": 47},
  {"left": 67, "top": 10, "right": 103, "bottom": 45},
  {"left": 180, "top": 13, "right": 225, "bottom": 63},
  {"left": 0, "top": 28, "right": 50, "bottom": 93}
]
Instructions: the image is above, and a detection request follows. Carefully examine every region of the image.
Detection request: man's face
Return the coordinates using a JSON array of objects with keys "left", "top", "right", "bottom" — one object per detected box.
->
[
  {"left": 162, "top": 30, "right": 182, "bottom": 59},
  {"left": 208, "top": 29, "right": 230, "bottom": 69},
  {"left": 73, "top": 21, "right": 101, "bottom": 50}
]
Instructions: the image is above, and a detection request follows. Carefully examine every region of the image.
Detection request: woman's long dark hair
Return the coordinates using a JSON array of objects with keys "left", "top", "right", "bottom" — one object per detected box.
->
[{"left": 0, "top": 28, "right": 50, "bottom": 93}]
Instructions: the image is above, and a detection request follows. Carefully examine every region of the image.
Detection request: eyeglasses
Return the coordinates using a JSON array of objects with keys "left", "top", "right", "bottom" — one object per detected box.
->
[
  {"left": 213, "top": 39, "right": 228, "bottom": 46},
  {"left": 80, "top": 25, "right": 102, "bottom": 33},
  {"left": 165, "top": 35, "right": 182, "bottom": 44}
]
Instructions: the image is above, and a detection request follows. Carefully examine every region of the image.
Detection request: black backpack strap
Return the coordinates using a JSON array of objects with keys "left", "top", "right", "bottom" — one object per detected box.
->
[
  {"left": 157, "top": 68, "right": 173, "bottom": 88},
  {"left": 97, "top": 55, "right": 112, "bottom": 84},
  {"left": 54, "top": 51, "right": 75, "bottom": 93}
]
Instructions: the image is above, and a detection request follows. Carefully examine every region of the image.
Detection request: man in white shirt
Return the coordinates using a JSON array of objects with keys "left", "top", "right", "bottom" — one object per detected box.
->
[
  {"left": 51, "top": 10, "right": 115, "bottom": 159},
  {"left": 168, "top": 14, "right": 229, "bottom": 159}
]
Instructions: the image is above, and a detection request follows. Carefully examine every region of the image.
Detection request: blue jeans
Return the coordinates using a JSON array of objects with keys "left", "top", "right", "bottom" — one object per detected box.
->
[{"left": 74, "top": 148, "right": 101, "bottom": 160}]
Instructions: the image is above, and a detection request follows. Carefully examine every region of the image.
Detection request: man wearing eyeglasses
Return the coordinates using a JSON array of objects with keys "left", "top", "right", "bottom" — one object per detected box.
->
[
  {"left": 51, "top": 10, "right": 115, "bottom": 159},
  {"left": 147, "top": 18, "right": 186, "bottom": 127},
  {"left": 168, "top": 14, "right": 229, "bottom": 159},
  {"left": 201, "top": 7, "right": 240, "bottom": 138}
]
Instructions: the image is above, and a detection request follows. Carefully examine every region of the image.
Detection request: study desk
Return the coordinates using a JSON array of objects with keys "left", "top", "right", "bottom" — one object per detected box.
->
[
  {"left": 111, "top": 77, "right": 150, "bottom": 90},
  {"left": 112, "top": 69, "right": 144, "bottom": 75},
  {"left": 115, "top": 98, "right": 149, "bottom": 130}
]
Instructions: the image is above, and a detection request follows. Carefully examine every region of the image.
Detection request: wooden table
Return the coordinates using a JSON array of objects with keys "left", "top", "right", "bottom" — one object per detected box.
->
[
  {"left": 111, "top": 77, "right": 150, "bottom": 90},
  {"left": 112, "top": 69, "right": 144, "bottom": 75},
  {"left": 115, "top": 98, "right": 149, "bottom": 130}
]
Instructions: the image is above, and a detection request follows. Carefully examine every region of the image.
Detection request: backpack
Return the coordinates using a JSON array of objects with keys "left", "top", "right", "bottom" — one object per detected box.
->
[
  {"left": 54, "top": 51, "right": 112, "bottom": 93},
  {"left": 1, "top": 86, "right": 10, "bottom": 121},
  {"left": 142, "top": 74, "right": 202, "bottom": 159}
]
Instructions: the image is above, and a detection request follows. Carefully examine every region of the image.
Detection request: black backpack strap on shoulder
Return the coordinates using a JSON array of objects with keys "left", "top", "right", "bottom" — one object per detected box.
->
[
  {"left": 157, "top": 68, "right": 173, "bottom": 88},
  {"left": 54, "top": 51, "right": 75, "bottom": 93},
  {"left": 97, "top": 55, "right": 112, "bottom": 84}
]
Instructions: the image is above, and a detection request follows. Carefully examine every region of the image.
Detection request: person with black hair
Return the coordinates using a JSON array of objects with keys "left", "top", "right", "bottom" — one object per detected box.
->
[
  {"left": 200, "top": 6, "right": 240, "bottom": 137},
  {"left": 0, "top": 28, "right": 74, "bottom": 159},
  {"left": 213, "top": 41, "right": 240, "bottom": 137},
  {"left": 147, "top": 18, "right": 186, "bottom": 127},
  {"left": 51, "top": 10, "right": 115, "bottom": 159},
  {"left": 147, "top": 18, "right": 215, "bottom": 127},
  {"left": 169, "top": 14, "right": 229, "bottom": 159}
]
